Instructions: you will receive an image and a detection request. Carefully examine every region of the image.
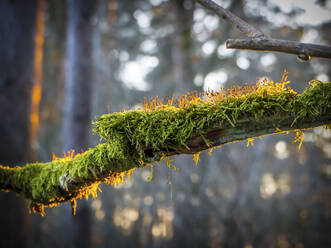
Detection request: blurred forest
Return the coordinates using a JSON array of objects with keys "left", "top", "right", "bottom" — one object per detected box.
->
[{"left": 0, "top": 0, "right": 331, "bottom": 247}]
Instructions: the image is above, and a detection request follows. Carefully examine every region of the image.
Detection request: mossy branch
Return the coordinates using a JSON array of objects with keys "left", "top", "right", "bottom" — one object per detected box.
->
[{"left": 0, "top": 78, "right": 330, "bottom": 215}]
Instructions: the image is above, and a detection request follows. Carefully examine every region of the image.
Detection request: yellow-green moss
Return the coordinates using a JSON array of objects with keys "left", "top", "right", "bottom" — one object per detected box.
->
[
  {"left": 0, "top": 142, "right": 140, "bottom": 215},
  {"left": 94, "top": 80, "right": 331, "bottom": 158},
  {"left": 0, "top": 77, "right": 330, "bottom": 215}
]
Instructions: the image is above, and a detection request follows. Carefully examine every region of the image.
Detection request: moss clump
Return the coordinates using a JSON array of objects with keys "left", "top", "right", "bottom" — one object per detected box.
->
[
  {"left": 0, "top": 143, "right": 138, "bottom": 215},
  {"left": 94, "top": 78, "right": 331, "bottom": 158},
  {"left": 0, "top": 74, "right": 330, "bottom": 215}
]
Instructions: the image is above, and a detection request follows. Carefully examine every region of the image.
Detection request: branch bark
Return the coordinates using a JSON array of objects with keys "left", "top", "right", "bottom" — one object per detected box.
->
[
  {"left": 196, "top": 0, "right": 331, "bottom": 60},
  {"left": 163, "top": 113, "right": 331, "bottom": 156},
  {"left": 226, "top": 38, "right": 331, "bottom": 61},
  {"left": 196, "top": 0, "right": 265, "bottom": 38}
]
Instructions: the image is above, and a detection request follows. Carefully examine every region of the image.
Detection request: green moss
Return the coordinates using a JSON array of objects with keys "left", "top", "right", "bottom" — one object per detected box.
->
[
  {"left": 0, "top": 142, "right": 140, "bottom": 215},
  {"left": 0, "top": 79, "right": 330, "bottom": 215},
  {"left": 94, "top": 81, "right": 331, "bottom": 157}
]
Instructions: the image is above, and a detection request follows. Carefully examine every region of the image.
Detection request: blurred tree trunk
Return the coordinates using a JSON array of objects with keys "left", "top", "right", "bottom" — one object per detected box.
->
[
  {"left": 64, "top": 0, "right": 97, "bottom": 247},
  {"left": 0, "top": 0, "right": 37, "bottom": 247},
  {"left": 171, "top": 0, "right": 194, "bottom": 93},
  {"left": 171, "top": 1, "right": 196, "bottom": 246},
  {"left": 29, "top": 0, "right": 45, "bottom": 160}
]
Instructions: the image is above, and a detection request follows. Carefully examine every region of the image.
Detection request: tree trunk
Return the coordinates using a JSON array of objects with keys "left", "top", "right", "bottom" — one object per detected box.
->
[
  {"left": 64, "top": 0, "right": 96, "bottom": 152},
  {"left": 171, "top": 1, "right": 196, "bottom": 244},
  {"left": 0, "top": 0, "right": 36, "bottom": 247},
  {"left": 171, "top": 0, "right": 194, "bottom": 93},
  {"left": 64, "top": 0, "right": 97, "bottom": 247}
]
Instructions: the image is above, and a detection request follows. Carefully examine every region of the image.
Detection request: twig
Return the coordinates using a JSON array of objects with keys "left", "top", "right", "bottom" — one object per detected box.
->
[
  {"left": 226, "top": 38, "right": 331, "bottom": 60},
  {"left": 197, "top": 0, "right": 331, "bottom": 60},
  {"left": 196, "top": 0, "right": 265, "bottom": 38}
]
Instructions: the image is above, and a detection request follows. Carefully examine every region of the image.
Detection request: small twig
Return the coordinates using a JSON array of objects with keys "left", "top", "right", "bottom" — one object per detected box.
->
[
  {"left": 196, "top": 0, "right": 266, "bottom": 38},
  {"left": 197, "top": 0, "right": 331, "bottom": 60},
  {"left": 226, "top": 38, "right": 331, "bottom": 60}
]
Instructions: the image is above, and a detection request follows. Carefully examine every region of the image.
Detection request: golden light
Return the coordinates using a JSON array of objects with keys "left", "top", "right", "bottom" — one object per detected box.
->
[
  {"left": 278, "top": 173, "right": 291, "bottom": 195},
  {"left": 260, "top": 173, "right": 291, "bottom": 198},
  {"left": 150, "top": 207, "right": 174, "bottom": 239},
  {"left": 274, "top": 141, "right": 289, "bottom": 159},
  {"left": 91, "top": 199, "right": 102, "bottom": 210},
  {"left": 125, "top": 208, "right": 139, "bottom": 222},
  {"left": 95, "top": 210, "right": 105, "bottom": 221},
  {"left": 152, "top": 223, "right": 166, "bottom": 238},
  {"left": 260, "top": 173, "right": 277, "bottom": 198},
  {"left": 29, "top": 0, "right": 45, "bottom": 154},
  {"left": 113, "top": 207, "right": 139, "bottom": 234}
]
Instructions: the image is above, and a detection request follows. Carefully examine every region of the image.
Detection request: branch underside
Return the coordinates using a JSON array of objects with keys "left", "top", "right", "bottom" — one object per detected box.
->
[
  {"left": 153, "top": 114, "right": 331, "bottom": 157},
  {"left": 0, "top": 81, "right": 330, "bottom": 215}
]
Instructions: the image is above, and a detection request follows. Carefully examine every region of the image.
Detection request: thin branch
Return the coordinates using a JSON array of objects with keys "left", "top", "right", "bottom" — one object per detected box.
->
[
  {"left": 197, "top": 0, "right": 331, "bottom": 60},
  {"left": 196, "top": 0, "right": 265, "bottom": 38},
  {"left": 226, "top": 38, "right": 331, "bottom": 60}
]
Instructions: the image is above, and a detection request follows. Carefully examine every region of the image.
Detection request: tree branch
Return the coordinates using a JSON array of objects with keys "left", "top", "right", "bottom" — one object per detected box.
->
[
  {"left": 157, "top": 114, "right": 331, "bottom": 156},
  {"left": 196, "top": 0, "right": 265, "bottom": 38},
  {"left": 196, "top": 0, "right": 331, "bottom": 60},
  {"left": 0, "top": 80, "right": 330, "bottom": 215},
  {"left": 226, "top": 38, "right": 331, "bottom": 60}
]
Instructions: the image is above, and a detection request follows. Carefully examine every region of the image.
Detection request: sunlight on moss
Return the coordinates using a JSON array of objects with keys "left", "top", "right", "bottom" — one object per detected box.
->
[{"left": 0, "top": 71, "right": 330, "bottom": 215}]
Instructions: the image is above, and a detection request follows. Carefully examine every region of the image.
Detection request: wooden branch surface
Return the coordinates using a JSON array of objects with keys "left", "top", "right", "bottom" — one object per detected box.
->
[
  {"left": 197, "top": 0, "right": 331, "bottom": 60},
  {"left": 152, "top": 114, "right": 331, "bottom": 157},
  {"left": 226, "top": 38, "right": 331, "bottom": 60}
]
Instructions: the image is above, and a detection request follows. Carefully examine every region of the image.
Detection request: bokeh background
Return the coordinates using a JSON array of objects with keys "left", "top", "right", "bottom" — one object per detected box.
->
[{"left": 0, "top": 0, "right": 331, "bottom": 247}]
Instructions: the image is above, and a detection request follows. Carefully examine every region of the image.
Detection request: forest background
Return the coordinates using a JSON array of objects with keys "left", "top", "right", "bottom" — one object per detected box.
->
[{"left": 0, "top": 0, "right": 330, "bottom": 247}]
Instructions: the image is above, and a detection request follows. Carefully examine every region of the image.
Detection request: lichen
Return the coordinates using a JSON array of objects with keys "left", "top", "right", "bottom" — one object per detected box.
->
[{"left": 0, "top": 72, "right": 330, "bottom": 215}]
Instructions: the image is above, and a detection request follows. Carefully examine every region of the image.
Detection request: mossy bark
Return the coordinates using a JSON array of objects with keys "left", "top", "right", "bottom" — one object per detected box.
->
[{"left": 0, "top": 81, "right": 330, "bottom": 215}]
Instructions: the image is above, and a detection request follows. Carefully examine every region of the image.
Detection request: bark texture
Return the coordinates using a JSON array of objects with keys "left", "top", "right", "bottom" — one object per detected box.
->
[{"left": 226, "top": 38, "right": 331, "bottom": 60}]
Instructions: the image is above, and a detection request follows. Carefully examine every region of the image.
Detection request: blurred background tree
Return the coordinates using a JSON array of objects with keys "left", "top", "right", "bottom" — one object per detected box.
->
[
  {"left": 63, "top": 1, "right": 97, "bottom": 247},
  {"left": 0, "top": 0, "right": 331, "bottom": 247},
  {"left": 0, "top": 1, "right": 36, "bottom": 247}
]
